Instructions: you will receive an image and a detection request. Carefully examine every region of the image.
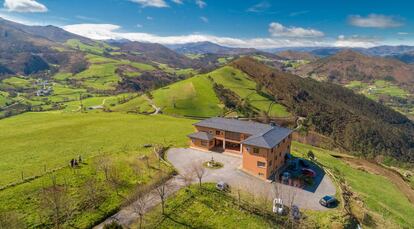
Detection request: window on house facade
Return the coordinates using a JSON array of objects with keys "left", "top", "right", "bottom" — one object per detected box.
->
[
  {"left": 257, "top": 161, "right": 266, "bottom": 168},
  {"left": 253, "top": 148, "right": 259, "bottom": 154},
  {"left": 269, "top": 160, "right": 272, "bottom": 167},
  {"left": 209, "top": 130, "right": 213, "bottom": 134},
  {"left": 201, "top": 141, "right": 208, "bottom": 146},
  {"left": 216, "top": 130, "right": 221, "bottom": 135}
]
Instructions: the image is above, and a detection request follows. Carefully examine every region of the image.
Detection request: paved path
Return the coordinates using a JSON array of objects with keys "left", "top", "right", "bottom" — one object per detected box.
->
[
  {"left": 95, "top": 148, "right": 336, "bottom": 228},
  {"left": 168, "top": 148, "right": 336, "bottom": 211}
]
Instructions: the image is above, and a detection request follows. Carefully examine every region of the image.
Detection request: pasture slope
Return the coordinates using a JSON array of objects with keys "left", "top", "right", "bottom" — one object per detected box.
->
[
  {"left": 0, "top": 112, "right": 194, "bottom": 187},
  {"left": 113, "top": 66, "right": 290, "bottom": 118}
]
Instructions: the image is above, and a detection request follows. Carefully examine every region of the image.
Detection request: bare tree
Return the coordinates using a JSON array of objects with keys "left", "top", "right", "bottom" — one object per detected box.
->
[
  {"left": 155, "top": 179, "right": 172, "bottom": 215},
  {"left": 108, "top": 165, "right": 123, "bottom": 196},
  {"left": 130, "top": 162, "right": 142, "bottom": 181},
  {"left": 129, "top": 187, "right": 149, "bottom": 229},
  {"left": 192, "top": 161, "right": 206, "bottom": 188},
  {"left": 39, "top": 175, "right": 74, "bottom": 229},
  {"left": 179, "top": 168, "right": 195, "bottom": 188},
  {"left": 80, "top": 177, "right": 106, "bottom": 209},
  {"left": 96, "top": 154, "right": 112, "bottom": 181}
]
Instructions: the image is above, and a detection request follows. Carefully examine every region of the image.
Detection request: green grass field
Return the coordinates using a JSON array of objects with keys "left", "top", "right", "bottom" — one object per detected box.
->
[
  {"left": 66, "top": 39, "right": 118, "bottom": 55},
  {"left": 346, "top": 80, "right": 409, "bottom": 99},
  {"left": 291, "top": 142, "right": 414, "bottom": 228},
  {"left": 0, "top": 112, "right": 198, "bottom": 228},
  {"left": 141, "top": 184, "right": 276, "bottom": 228},
  {"left": 111, "top": 95, "right": 155, "bottom": 113},
  {"left": 0, "top": 112, "right": 195, "bottom": 187},
  {"left": 1, "top": 76, "right": 32, "bottom": 89}
]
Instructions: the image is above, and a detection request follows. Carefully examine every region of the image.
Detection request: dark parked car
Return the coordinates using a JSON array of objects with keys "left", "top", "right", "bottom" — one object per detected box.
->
[
  {"left": 291, "top": 205, "right": 301, "bottom": 220},
  {"left": 302, "top": 168, "right": 316, "bottom": 177},
  {"left": 319, "top": 195, "right": 337, "bottom": 208},
  {"left": 216, "top": 181, "right": 229, "bottom": 191}
]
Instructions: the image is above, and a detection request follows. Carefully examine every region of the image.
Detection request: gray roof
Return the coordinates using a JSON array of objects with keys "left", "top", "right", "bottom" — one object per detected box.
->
[
  {"left": 188, "top": 132, "right": 214, "bottom": 141},
  {"left": 194, "top": 117, "right": 292, "bottom": 149},
  {"left": 194, "top": 117, "right": 273, "bottom": 136},
  {"left": 242, "top": 127, "right": 292, "bottom": 149}
]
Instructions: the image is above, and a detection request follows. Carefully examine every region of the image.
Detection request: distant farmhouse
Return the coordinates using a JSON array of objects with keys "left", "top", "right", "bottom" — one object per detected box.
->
[{"left": 188, "top": 117, "right": 293, "bottom": 180}]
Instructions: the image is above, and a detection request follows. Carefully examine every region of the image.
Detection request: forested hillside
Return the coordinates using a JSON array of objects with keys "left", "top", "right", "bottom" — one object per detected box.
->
[{"left": 231, "top": 57, "right": 414, "bottom": 162}]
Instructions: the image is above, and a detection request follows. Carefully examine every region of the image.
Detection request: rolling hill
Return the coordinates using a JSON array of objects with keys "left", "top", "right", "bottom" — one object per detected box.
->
[
  {"left": 113, "top": 65, "right": 290, "bottom": 118},
  {"left": 231, "top": 57, "right": 414, "bottom": 162},
  {"left": 296, "top": 49, "right": 414, "bottom": 87}
]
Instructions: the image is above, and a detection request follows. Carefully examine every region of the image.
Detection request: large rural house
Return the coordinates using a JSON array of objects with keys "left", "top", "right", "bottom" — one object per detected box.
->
[{"left": 188, "top": 117, "right": 293, "bottom": 179}]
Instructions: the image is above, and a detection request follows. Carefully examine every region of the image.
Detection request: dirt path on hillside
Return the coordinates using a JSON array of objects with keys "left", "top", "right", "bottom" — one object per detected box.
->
[
  {"left": 144, "top": 96, "right": 161, "bottom": 115},
  {"left": 343, "top": 158, "right": 414, "bottom": 205},
  {"left": 94, "top": 177, "right": 184, "bottom": 228}
]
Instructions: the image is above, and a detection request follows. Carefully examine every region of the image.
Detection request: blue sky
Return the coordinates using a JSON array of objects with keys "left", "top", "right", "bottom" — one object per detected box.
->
[{"left": 1, "top": 0, "right": 414, "bottom": 48}]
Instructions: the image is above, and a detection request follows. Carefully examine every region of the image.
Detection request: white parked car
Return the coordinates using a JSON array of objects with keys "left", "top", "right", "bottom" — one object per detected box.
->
[{"left": 273, "top": 198, "right": 284, "bottom": 214}]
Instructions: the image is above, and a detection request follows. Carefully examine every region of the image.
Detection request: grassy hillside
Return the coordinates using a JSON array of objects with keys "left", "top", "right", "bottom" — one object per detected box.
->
[
  {"left": 292, "top": 142, "right": 414, "bottom": 228},
  {"left": 0, "top": 112, "right": 194, "bottom": 187},
  {"left": 113, "top": 66, "right": 290, "bottom": 118}
]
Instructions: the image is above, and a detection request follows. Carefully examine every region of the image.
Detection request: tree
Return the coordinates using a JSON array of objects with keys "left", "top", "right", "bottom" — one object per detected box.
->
[
  {"left": 307, "top": 150, "right": 315, "bottom": 161},
  {"left": 129, "top": 187, "right": 149, "bottom": 229},
  {"left": 96, "top": 154, "right": 112, "bottom": 181},
  {"left": 80, "top": 177, "right": 106, "bottom": 209},
  {"left": 108, "top": 165, "right": 123, "bottom": 195},
  {"left": 192, "top": 162, "right": 206, "bottom": 188},
  {"left": 38, "top": 175, "right": 74, "bottom": 229},
  {"left": 179, "top": 168, "right": 195, "bottom": 188},
  {"left": 155, "top": 179, "right": 172, "bottom": 215}
]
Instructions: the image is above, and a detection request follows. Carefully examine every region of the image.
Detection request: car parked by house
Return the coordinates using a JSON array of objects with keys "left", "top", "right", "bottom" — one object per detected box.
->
[
  {"left": 319, "top": 195, "right": 337, "bottom": 208},
  {"left": 216, "top": 181, "right": 229, "bottom": 191},
  {"left": 291, "top": 205, "right": 301, "bottom": 220},
  {"left": 273, "top": 198, "right": 285, "bottom": 214}
]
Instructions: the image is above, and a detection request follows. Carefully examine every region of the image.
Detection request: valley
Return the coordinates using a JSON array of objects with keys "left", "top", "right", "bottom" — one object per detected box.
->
[{"left": 0, "top": 15, "right": 413, "bottom": 229}]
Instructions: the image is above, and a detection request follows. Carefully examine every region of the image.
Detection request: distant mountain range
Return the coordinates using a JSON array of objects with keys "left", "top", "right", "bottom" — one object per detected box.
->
[
  {"left": 296, "top": 49, "right": 414, "bottom": 89},
  {"left": 166, "top": 41, "right": 258, "bottom": 55}
]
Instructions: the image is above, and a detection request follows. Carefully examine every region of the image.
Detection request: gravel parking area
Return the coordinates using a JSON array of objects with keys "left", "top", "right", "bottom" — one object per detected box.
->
[{"left": 167, "top": 148, "right": 336, "bottom": 211}]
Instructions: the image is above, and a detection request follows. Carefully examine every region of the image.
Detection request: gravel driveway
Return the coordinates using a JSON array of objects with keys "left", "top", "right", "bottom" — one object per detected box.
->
[{"left": 167, "top": 148, "right": 336, "bottom": 211}]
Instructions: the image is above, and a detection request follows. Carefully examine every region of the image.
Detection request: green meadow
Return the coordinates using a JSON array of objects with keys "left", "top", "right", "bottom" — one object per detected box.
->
[
  {"left": 346, "top": 80, "right": 409, "bottom": 99},
  {"left": 0, "top": 112, "right": 195, "bottom": 187}
]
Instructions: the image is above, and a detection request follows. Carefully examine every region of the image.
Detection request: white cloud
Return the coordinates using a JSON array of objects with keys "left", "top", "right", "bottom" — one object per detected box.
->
[
  {"left": 146, "top": 16, "right": 153, "bottom": 20},
  {"left": 200, "top": 16, "right": 208, "bottom": 23},
  {"left": 398, "top": 32, "right": 409, "bottom": 35},
  {"left": 3, "top": 0, "right": 47, "bottom": 13},
  {"left": 195, "top": 0, "right": 206, "bottom": 9},
  {"left": 130, "top": 0, "right": 168, "bottom": 8},
  {"left": 171, "top": 0, "right": 183, "bottom": 4},
  {"left": 348, "top": 14, "right": 403, "bottom": 28},
  {"left": 335, "top": 35, "right": 379, "bottom": 48},
  {"left": 136, "top": 24, "right": 143, "bottom": 28},
  {"left": 247, "top": 1, "right": 270, "bottom": 13},
  {"left": 268, "top": 22, "right": 324, "bottom": 38},
  {"left": 62, "top": 23, "right": 330, "bottom": 49}
]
